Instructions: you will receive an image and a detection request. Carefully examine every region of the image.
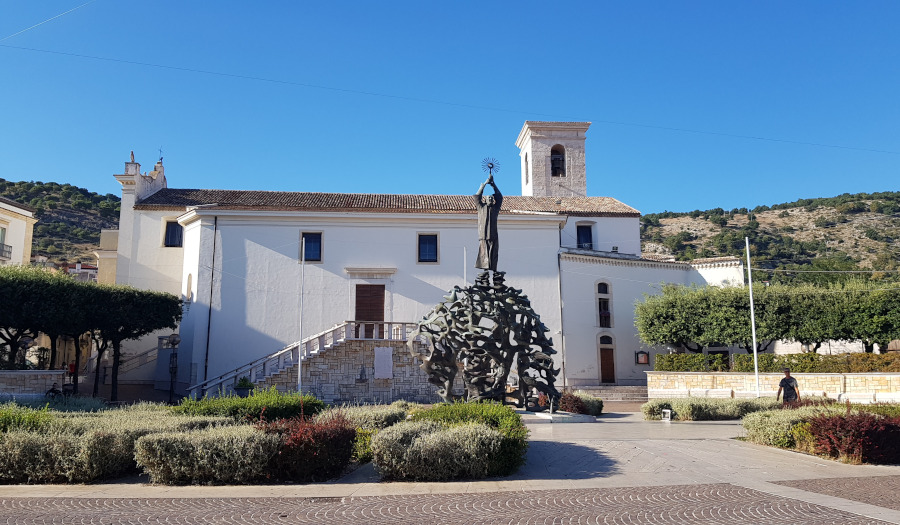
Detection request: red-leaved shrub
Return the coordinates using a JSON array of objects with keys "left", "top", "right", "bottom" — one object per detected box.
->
[
  {"left": 558, "top": 392, "right": 587, "bottom": 414},
  {"left": 807, "top": 412, "right": 900, "bottom": 464},
  {"left": 258, "top": 414, "right": 357, "bottom": 481}
]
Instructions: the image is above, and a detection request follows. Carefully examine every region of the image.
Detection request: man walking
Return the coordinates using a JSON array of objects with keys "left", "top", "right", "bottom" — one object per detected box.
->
[{"left": 777, "top": 368, "right": 800, "bottom": 405}]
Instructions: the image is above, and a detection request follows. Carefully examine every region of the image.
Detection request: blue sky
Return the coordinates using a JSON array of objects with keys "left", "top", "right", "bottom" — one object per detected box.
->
[{"left": 1, "top": 1, "right": 897, "bottom": 214}]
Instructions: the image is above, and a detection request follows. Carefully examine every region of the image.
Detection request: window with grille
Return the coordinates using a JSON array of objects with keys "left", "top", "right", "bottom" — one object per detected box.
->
[{"left": 596, "top": 282, "right": 612, "bottom": 328}]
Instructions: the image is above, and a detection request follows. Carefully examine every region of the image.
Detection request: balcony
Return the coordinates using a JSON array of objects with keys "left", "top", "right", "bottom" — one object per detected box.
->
[{"left": 0, "top": 243, "right": 11, "bottom": 260}]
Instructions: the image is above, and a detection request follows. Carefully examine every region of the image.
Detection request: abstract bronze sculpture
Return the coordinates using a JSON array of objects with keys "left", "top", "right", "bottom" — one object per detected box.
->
[{"left": 409, "top": 162, "right": 561, "bottom": 409}]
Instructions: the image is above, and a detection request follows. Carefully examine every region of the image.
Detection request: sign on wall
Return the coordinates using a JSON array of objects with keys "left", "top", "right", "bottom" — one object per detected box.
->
[{"left": 374, "top": 347, "right": 393, "bottom": 379}]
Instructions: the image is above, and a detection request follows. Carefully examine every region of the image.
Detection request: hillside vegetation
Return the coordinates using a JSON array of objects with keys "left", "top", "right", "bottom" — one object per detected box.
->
[
  {"left": 0, "top": 178, "right": 119, "bottom": 264},
  {"left": 1, "top": 176, "right": 897, "bottom": 279},
  {"left": 641, "top": 191, "right": 900, "bottom": 284}
]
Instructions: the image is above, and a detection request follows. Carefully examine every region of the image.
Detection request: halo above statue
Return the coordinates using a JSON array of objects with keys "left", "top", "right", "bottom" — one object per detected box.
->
[{"left": 481, "top": 158, "right": 500, "bottom": 175}]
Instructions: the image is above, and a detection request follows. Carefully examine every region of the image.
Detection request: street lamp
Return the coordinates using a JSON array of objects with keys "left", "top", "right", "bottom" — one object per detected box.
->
[{"left": 167, "top": 333, "right": 181, "bottom": 405}]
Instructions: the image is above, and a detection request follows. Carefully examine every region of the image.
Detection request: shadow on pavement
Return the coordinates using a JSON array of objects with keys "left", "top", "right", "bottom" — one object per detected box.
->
[
  {"left": 596, "top": 412, "right": 633, "bottom": 419},
  {"left": 510, "top": 440, "right": 620, "bottom": 480}
]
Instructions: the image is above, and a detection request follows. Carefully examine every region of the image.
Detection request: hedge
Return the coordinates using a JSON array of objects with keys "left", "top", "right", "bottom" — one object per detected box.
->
[
  {"left": 0, "top": 405, "right": 232, "bottom": 483},
  {"left": 409, "top": 402, "right": 529, "bottom": 476},
  {"left": 0, "top": 404, "right": 53, "bottom": 432},
  {"left": 172, "top": 387, "right": 325, "bottom": 422},
  {"left": 135, "top": 426, "right": 281, "bottom": 485},
  {"left": 654, "top": 353, "right": 728, "bottom": 372},
  {"left": 314, "top": 404, "right": 407, "bottom": 430},
  {"left": 258, "top": 415, "right": 356, "bottom": 482},
  {"left": 642, "top": 397, "right": 782, "bottom": 421},
  {"left": 371, "top": 420, "right": 444, "bottom": 479},
  {"left": 656, "top": 352, "right": 900, "bottom": 373},
  {"left": 733, "top": 352, "right": 900, "bottom": 373},
  {"left": 571, "top": 391, "right": 604, "bottom": 416}
]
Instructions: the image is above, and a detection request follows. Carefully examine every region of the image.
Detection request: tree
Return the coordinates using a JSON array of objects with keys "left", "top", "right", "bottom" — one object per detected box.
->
[
  {"left": 93, "top": 285, "right": 182, "bottom": 402},
  {"left": 635, "top": 285, "right": 709, "bottom": 353}
]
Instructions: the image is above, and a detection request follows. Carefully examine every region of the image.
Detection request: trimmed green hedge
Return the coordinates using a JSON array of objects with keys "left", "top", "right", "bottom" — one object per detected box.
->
[
  {"left": 0, "top": 404, "right": 53, "bottom": 432},
  {"left": 572, "top": 391, "right": 604, "bottom": 416},
  {"left": 0, "top": 406, "right": 232, "bottom": 483},
  {"left": 642, "top": 397, "right": 782, "bottom": 421},
  {"left": 655, "top": 352, "right": 900, "bottom": 373},
  {"left": 172, "top": 387, "right": 325, "bottom": 421},
  {"left": 733, "top": 352, "right": 900, "bottom": 373},
  {"left": 409, "top": 402, "right": 528, "bottom": 476},
  {"left": 654, "top": 353, "right": 728, "bottom": 372},
  {"left": 135, "top": 426, "right": 280, "bottom": 485}
]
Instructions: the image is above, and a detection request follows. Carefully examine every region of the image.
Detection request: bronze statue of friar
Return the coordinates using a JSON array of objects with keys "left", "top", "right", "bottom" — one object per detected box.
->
[{"left": 475, "top": 174, "right": 502, "bottom": 272}]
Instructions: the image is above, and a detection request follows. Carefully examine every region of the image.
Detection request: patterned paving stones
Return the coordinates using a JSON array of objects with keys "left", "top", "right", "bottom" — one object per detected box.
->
[
  {"left": 775, "top": 476, "right": 900, "bottom": 512},
  {"left": 3, "top": 412, "right": 900, "bottom": 523},
  {"left": 0, "top": 484, "right": 891, "bottom": 525}
]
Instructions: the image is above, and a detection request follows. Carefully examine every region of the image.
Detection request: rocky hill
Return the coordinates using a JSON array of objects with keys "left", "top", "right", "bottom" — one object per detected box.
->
[
  {"left": 0, "top": 178, "right": 119, "bottom": 264},
  {"left": 1, "top": 176, "right": 897, "bottom": 280},
  {"left": 641, "top": 192, "right": 900, "bottom": 283}
]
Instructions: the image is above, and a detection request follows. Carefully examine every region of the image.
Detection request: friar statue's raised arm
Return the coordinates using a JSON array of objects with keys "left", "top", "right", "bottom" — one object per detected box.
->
[{"left": 475, "top": 173, "right": 503, "bottom": 272}]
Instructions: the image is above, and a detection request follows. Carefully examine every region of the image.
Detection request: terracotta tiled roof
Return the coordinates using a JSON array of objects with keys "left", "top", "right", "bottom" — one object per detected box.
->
[{"left": 135, "top": 189, "right": 640, "bottom": 217}]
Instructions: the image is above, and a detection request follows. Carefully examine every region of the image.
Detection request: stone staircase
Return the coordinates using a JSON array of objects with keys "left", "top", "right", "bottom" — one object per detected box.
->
[
  {"left": 188, "top": 321, "right": 417, "bottom": 398},
  {"left": 572, "top": 385, "right": 648, "bottom": 402}
]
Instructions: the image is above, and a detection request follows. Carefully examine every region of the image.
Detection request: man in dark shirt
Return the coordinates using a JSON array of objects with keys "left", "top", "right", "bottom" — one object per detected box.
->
[{"left": 777, "top": 368, "right": 800, "bottom": 404}]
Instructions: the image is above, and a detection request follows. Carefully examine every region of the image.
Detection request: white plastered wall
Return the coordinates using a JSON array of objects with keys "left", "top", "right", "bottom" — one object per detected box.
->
[
  {"left": 181, "top": 211, "right": 565, "bottom": 381},
  {"left": 559, "top": 254, "right": 743, "bottom": 386}
]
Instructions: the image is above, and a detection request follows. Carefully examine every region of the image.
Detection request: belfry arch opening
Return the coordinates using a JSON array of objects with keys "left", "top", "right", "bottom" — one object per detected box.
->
[{"left": 550, "top": 145, "right": 566, "bottom": 177}]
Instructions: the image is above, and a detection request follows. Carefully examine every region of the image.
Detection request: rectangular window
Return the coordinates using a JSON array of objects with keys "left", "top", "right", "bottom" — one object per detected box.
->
[
  {"left": 576, "top": 225, "right": 593, "bottom": 249},
  {"left": 163, "top": 222, "right": 183, "bottom": 247},
  {"left": 301, "top": 232, "right": 322, "bottom": 262},
  {"left": 0, "top": 226, "right": 6, "bottom": 245},
  {"left": 418, "top": 234, "right": 438, "bottom": 263},
  {"left": 598, "top": 298, "right": 611, "bottom": 328}
]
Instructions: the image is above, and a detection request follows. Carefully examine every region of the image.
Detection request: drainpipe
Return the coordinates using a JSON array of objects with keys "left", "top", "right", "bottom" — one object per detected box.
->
[
  {"left": 203, "top": 216, "right": 218, "bottom": 385},
  {"left": 556, "top": 227, "right": 567, "bottom": 390}
]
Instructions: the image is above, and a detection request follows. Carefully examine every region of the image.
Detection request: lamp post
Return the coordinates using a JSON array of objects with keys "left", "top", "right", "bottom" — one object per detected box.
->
[{"left": 167, "top": 333, "right": 181, "bottom": 405}]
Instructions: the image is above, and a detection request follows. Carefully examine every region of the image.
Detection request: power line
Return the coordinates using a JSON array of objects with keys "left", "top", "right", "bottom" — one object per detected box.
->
[
  {"left": 1, "top": 41, "right": 899, "bottom": 157},
  {"left": 1, "top": 1, "right": 97, "bottom": 42}
]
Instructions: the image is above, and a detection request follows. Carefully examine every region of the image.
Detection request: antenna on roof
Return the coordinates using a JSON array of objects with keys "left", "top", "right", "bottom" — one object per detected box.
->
[{"left": 158, "top": 146, "right": 163, "bottom": 163}]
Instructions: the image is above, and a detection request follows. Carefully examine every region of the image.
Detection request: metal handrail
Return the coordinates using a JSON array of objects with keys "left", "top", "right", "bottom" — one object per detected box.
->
[{"left": 0, "top": 243, "right": 11, "bottom": 260}]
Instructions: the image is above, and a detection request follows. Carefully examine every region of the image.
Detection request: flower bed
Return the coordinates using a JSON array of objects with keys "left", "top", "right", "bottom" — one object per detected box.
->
[{"left": 742, "top": 403, "right": 900, "bottom": 464}]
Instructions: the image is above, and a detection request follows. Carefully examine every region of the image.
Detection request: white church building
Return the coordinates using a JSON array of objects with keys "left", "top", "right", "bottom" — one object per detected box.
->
[{"left": 100, "top": 121, "right": 742, "bottom": 402}]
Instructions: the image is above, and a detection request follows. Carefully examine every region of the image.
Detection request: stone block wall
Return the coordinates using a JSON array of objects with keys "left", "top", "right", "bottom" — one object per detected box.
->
[
  {"left": 0, "top": 370, "right": 67, "bottom": 395},
  {"left": 259, "top": 339, "right": 461, "bottom": 405},
  {"left": 647, "top": 372, "right": 900, "bottom": 402}
]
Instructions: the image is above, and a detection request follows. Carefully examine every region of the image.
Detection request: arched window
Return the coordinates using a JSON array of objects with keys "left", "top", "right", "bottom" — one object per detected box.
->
[
  {"left": 524, "top": 153, "right": 529, "bottom": 184},
  {"left": 596, "top": 281, "right": 612, "bottom": 328},
  {"left": 599, "top": 335, "right": 613, "bottom": 345},
  {"left": 551, "top": 145, "right": 565, "bottom": 177}
]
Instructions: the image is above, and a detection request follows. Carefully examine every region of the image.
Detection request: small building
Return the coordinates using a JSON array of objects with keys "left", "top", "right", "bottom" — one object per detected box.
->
[{"left": 0, "top": 196, "right": 37, "bottom": 266}]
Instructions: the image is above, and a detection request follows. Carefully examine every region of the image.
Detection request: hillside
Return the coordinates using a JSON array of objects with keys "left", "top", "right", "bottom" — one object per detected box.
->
[
  {"left": 0, "top": 178, "right": 119, "bottom": 264},
  {"left": 1, "top": 176, "right": 897, "bottom": 279},
  {"left": 641, "top": 192, "right": 900, "bottom": 283}
]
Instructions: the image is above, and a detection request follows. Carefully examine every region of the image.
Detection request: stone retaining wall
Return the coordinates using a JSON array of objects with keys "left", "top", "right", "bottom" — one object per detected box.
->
[
  {"left": 646, "top": 371, "right": 900, "bottom": 403},
  {"left": 259, "top": 339, "right": 461, "bottom": 404},
  {"left": 0, "top": 370, "right": 67, "bottom": 395}
]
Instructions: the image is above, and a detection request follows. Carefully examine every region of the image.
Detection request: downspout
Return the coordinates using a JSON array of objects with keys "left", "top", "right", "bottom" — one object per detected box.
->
[
  {"left": 203, "top": 216, "right": 218, "bottom": 384},
  {"left": 556, "top": 224, "right": 567, "bottom": 391}
]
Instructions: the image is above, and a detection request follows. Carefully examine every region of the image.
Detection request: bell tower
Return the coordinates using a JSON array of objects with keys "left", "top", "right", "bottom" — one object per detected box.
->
[{"left": 515, "top": 121, "right": 590, "bottom": 197}]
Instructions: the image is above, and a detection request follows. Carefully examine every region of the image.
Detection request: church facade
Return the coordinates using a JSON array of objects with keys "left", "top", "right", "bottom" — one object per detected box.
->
[{"left": 102, "top": 121, "right": 742, "bottom": 398}]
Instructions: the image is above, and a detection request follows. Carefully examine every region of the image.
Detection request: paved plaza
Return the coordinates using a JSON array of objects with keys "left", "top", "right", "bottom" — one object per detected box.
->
[{"left": 3, "top": 406, "right": 900, "bottom": 524}]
